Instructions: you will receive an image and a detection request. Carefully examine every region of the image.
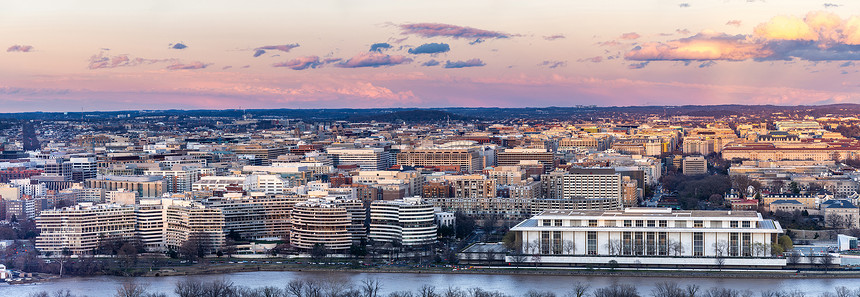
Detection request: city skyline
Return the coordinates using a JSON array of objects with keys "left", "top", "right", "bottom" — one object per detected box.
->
[{"left": 3, "top": 1, "right": 860, "bottom": 112}]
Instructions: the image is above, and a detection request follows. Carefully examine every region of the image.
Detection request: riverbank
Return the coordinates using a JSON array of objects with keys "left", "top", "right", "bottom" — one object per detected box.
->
[{"left": 138, "top": 262, "right": 860, "bottom": 279}]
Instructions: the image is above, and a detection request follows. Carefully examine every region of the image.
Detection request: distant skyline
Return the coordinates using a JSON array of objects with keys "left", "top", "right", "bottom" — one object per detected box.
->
[{"left": 2, "top": 1, "right": 860, "bottom": 112}]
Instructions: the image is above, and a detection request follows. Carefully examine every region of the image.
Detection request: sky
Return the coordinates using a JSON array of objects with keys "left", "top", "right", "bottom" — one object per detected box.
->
[{"left": 2, "top": 0, "right": 860, "bottom": 112}]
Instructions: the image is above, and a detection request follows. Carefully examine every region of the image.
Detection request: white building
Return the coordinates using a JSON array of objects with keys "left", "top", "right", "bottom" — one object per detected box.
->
[
  {"left": 326, "top": 147, "right": 388, "bottom": 171},
  {"left": 508, "top": 208, "right": 785, "bottom": 267},
  {"left": 369, "top": 197, "right": 437, "bottom": 246},
  {"left": 683, "top": 155, "right": 708, "bottom": 175},
  {"left": 192, "top": 176, "right": 251, "bottom": 192}
]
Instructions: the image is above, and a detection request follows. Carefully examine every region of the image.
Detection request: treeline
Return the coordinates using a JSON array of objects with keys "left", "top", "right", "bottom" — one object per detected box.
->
[{"left": 25, "top": 279, "right": 860, "bottom": 297}]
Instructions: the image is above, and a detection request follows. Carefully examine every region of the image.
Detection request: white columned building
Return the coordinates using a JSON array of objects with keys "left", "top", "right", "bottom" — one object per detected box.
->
[{"left": 508, "top": 208, "right": 785, "bottom": 267}]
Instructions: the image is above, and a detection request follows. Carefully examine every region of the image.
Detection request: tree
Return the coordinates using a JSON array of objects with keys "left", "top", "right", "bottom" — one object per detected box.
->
[
  {"left": 786, "top": 252, "right": 801, "bottom": 265},
  {"left": 708, "top": 194, "right": 724, "bottom": 207},
  {"left": 565, "top": 282, "right": 590, "bottom": 297},
  {"left": 310, "top": 243, "right": 328, "bottom": 262},
  {"left": 361, "top": 279, "right": 381, "bottom": 297},
  {"left": 115, "top": 282, "right": 166, "bottom": 297},
  {"left": 592, "top": 284, "right": 639, "bottom": 297},
  {"left": 454, "top": 212, "right": 476, "bottom": 239},
  {"left": 179, "top": 238, "right": 201, "bottom": 261},
  {"left": 502, "top": 231, "right": 518, "bottom": 250},
  {"left": 605, "top": 240, "right": 622, "bottom": 256},
  {"left": 789, "top": 182, "right": 800, "bottom": 194},
  {"left": 652, "top": 282, "right": 685, "bottom": 297},
  {"left": 778, "top": 235, "right": 794, "bottom": 251},
  {"left": 712, "top": 241, "right": 727, "bottom": 270}
]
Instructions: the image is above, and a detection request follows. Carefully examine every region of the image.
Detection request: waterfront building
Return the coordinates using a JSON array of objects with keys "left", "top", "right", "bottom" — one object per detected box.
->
[
  {"left": 36, "top": 203, "right": 136, "bottom": 254},
  {"left": 507, "top": 208, "right": 785, "bottom": 267},
  {"left": 368, "top": 197, "right": 437, "bottom": 246}
]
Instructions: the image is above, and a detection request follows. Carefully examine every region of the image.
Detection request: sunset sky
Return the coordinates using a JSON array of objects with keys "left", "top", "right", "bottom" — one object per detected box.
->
[{"left": 2, "top": 0, "right": 860, "bottom": 112}]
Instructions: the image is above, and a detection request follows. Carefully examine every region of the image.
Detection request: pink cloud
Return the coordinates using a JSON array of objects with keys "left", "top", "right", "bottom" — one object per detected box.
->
[
  {"left": 726, "top": 20, "right": 742, "bottom": 27},
  {"left": 620, "top": 32, "right": 641, "bottom": 40},
  {"left": 337, "top": 53, "right": 412, "bottom": 68},
  {"left": 398, "top": 23, "right": 512, "bottom": 40},
  {"left": 166, "top": 61, "right": 210, "bottom": 70},
  {"left": 87, "top": 51, "right": 175, "bottom": 69},
  {"left": 543, "top": 34, "right": 565, "bottom": 41},
  {"left": 273, "top": 56, "right": 322, "bottom": 70},
  {"left": 7, "top": 45, "right": 34, "bottom": 52}
]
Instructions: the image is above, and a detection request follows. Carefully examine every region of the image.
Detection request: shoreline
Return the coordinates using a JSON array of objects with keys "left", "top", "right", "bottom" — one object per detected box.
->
[{"left": 137, "top": 264, "right": 860, "bottom": 279}]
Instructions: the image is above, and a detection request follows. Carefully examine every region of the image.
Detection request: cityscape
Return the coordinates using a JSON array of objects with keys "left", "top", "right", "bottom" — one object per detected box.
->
[{"left": 4, "top": 1, "right": 860, "bottom": 297}]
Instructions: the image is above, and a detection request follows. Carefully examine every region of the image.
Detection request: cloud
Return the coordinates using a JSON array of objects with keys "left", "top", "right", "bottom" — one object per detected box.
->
[
  {"left": 7, "top": 45, "right": 34, "bottom": 52},
  {"left": 407, "top": 43, "right": 450, "bottom": 54},
  {"left": 422, "top": 59, "right": 441, "bottom": 66},
  {"left": 444, "top": 59, "right": 485, "bottom": 68},
  {"left": 171, "top": 43, "right": 187, "bottom": 50},
  {"left": 679, "top": 3, "right": 690, "bottom": 8},
  {"left": 222, "top": 66, "right": 233, "bottom": 70},
  {"left": 543, "top": 34, "right": 565, "bottom": 41},
  {"left": 253, "top": 44, "right": 299, "bottom": 57},
  {"left": 540, "top": 61, "right": 568, "bottom": 68},
  {"left": 620, "top": 32, "right": 641, "bottom": 40},
  {"left": 578, "top": 56, "right": 603, "bottom": 63},
  {"left": 698, "top": 61, "right": 717, "bottom": 68},
  {"left": 337, "top": 52, "right": 412, "bottom": 68},
  {"left": 624, "top": 12, "right": 860, "bottom": 64},
  {"left": 166, "top": 61, "right": 210, "bottom": 70},
  {"left": 726, "top": 20, "right": 742, "bottom": 27},
  {"left": 370, "top": 43, "right": 392, "bottom": 52},
  {"left": 597, "top": 40, "right": 622, "bottom": 47},
  {"left": 676, "top": 29, "right": 691, "bottom": 35},
  {"left": 273, "top": 56, "right": 323, "bottom": 70},
  {"left": 398, "top": 23, "right": 512, "bottom": 40},
  {"left": 824, "top": 3, "right": 841, "bottom": 8},
  {"left": 628, "top": 62, "right": 649, "bottom": 69},
  {"left": 87, "top": 51, "right": 175, "bottom": 69}
]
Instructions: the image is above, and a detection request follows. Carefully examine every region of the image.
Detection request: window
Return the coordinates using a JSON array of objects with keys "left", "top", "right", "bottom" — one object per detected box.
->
[
  {"left": 711, "top": 221, "right": 722, "bottom": 228},
  {"left": 693, "top": 220, "right": 703, "bottom": 228},
  {"left": 729, "top": 233, "right": 739, "bottom": 256},
  {"left": 541, "top": 231, "right": 550, "bottom": 254},
  {"left": 634, "top": 232, "right": 644, "bottom": 255},
  {"left": 646, "top": 232, "right": 656, "bottom": 255},
  {"left": 693, "top": 232, "right": 704, "bottom": 257},
  {"left": 605, "top": 220, "right": 616, "bottom": 227},
  {"left": 587, "top": 231, "right": 597, "bottom": 255},
  {"left": 588, "top": 220, "right": 598, "bottom": 227},
  {"left": 742, "top": 233, "right": 752, "bottom": 256},
  {"left": 542, "top": 219, "right": 551, "bottom": 226},
  {"left": 658, "top": 232, "right": 668, "bottom": 255},
  {"left": 675, "top": 221, "right": 686, "bottom": 228},
  {"left": 622, "top": 232, "right": 632, "bottom": 255},
  {"left": 636, "top": 220, "right": 644, "bottom": 227},
  {"left": 659, "top": 220, "right": 668, "bottom": 228},
  {"left": 647, "top": 220, "right": 656, "bottom": 227},
  {"left": 730, "top": 221, "right": 738, "bottom": 228},
  {"left": 553, "top": 231, "right": 562, "bottom": 254},
  {"left": 624, "top": 220, "right": 632, "bottom": 227},
  {"left": 554, "top": 219, "right": 563, "bottom": 227},
  {"left": 742, "top": 221, "right": 751, "bottom": 228}
]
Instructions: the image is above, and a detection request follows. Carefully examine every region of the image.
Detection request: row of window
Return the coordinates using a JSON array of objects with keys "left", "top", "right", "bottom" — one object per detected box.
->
[{"left": 540, "top": 219, "right": 753, "bottom": 228}]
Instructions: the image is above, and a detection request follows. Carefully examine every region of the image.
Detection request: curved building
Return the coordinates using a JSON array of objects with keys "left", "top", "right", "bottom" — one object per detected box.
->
[
  {"left": 369, "top": 197, "right": 437, "bottom": 246},
  {"left": 290, "top": 199, "right": 353, "bottom": 251}
]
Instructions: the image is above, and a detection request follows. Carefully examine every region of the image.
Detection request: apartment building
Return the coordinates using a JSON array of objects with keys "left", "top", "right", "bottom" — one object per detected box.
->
[
  {"left": 36, "top": 203, "right": 136, "bottom": 254},
  {"left": 508, "top": 208, "right": 785, "bottom": 267},
  {"left": 396, "top": 147, "right": 482, "bottom": 173},
  {"left": 541, "top": 171, "right": 622, "bottom": 201},
  {"left": 497, "top": 149, "right": 556, "bottom": 173},
  {"left": 444, "top": 175, "right": 497, "bottom": 198},
  {"left": 289, "top": 199, "right": 355, "bottom": 251},
  {"left": 203, "top": 194, "right": 304, "bottom": 240},
  {"left": 135, "top": 198, "right": 224, "bottom": 252},
  {"left": 368, "top": 197, "right": 437, "bottom": 246},
  {"left": 86, "top": 175, "right": 166, "bottom": 198}
]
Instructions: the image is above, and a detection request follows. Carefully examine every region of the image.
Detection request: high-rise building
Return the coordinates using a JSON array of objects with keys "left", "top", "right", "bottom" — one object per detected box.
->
[{"left": 368, "top": 197, "right": 437, "bottom": 246}]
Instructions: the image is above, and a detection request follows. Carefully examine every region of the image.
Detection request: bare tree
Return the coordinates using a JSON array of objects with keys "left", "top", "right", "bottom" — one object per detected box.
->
[
  {"left": 565, "top": 282, "right": 590, "bottom": 297},
  {"left": 686, "top": 285, "right": 700, "bottom": 297},
  {"left": 592, "top": 284, "right": 640, "bottom": 297},
  {"left": 286, "top": 279, "right": 305, "bottom": 297},
  {"left": 605, "top": 240, "right": 622, "bottom": 256},
  {"left": 713, "top": 241, "right": 727, "bottom": 270},
  {"left": 652, "top": 282, "right": 685, "bottom": 297},
  {"left": 562, "top": 240, "right": 576, "bottom": 255},
  {"left": 786, "top": 252, "right": 801, "bottom": 265},
  {"left": 175, "top": 279, "right": 204, "bottom": 297},
  {"left": 361, "top": 279, "right": 381, "bottom": 297},
  {"left": 419, "top": 285, "right": 438, "bottom": 297}
]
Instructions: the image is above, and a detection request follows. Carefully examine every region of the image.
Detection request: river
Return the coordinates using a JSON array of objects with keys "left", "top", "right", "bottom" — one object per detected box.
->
[{"left": 2, "top": 271, "right": 859, "bottom": 297}]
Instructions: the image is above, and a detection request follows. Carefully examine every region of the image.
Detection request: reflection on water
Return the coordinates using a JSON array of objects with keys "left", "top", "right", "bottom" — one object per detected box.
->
[{"left": 0, "top": 271, "right": 857, "bottom": 296}]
